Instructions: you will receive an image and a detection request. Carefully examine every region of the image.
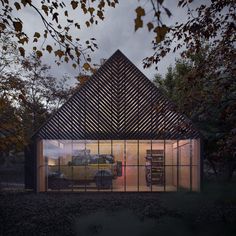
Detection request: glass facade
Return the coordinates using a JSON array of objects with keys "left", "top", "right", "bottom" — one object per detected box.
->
[{"left": 37, "top": 139, "right": 200, "bottom": 192}]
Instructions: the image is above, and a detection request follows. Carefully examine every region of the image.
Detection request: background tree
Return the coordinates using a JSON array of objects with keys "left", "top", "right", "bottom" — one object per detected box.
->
[
  {"left": 137, "top": 1, "right": 235, "bottom": 75},
  {"left": 0, "top": 31, "right": 19, "bottom": 73},
  {"left": 0, "top": 97, "right": 24, "bottom": 166},
  {"left": 0, "top": 34, "right": 75, "bottom": 160},
  {"left": 154, "top": 45, "right": 236, "bottom": 181}
]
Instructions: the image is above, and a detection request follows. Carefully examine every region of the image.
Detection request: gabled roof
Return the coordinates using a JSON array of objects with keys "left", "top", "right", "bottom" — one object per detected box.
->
[{"left": 35, "top": 50, "right": 200, "bottom": 140}]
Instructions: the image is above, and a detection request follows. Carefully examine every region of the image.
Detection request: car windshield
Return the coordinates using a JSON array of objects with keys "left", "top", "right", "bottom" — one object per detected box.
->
[
  {"left": 71, "top": 154, "right": 114, "bottom": 165},
  {"left": 89, "top": 155, "right": 114, "bottom": 164},
  {"left": 72, "top": 156, "right": 88, "bottom": 165}
]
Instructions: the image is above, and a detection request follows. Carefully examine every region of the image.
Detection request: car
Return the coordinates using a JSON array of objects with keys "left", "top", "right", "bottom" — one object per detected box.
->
[{"left": 48, "top": 149, "right": 122, "bottom": 189}]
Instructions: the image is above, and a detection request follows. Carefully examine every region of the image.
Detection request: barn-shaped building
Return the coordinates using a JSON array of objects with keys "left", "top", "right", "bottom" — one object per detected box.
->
[{"left": 25, "top": 50, "right": 201, "bottom": 192}]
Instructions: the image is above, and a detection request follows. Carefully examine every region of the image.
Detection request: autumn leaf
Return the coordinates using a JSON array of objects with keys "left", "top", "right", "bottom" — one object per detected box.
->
[
  {"left": 85, "top": 21, "right": 90, "bottom": 27},
  {"left": 42, "top": 5, "right": 48, "bottom": 16},
  {"left": 14, "top": 2, "right": 21, "bottom": 10},
  {"left": 134, "top": 7, "right": 145, "bottom": 31},
  {"left": 33, "top": 32, "right": 40, "bottom": 38},
  {"left": 36, "top": 50, "right": 43, "bottom": 58},
  {"left": 82, "top": 5, "right": 88, "bottom": 14},
  {"left": 135, "top": 6, "right": 145, "bottom": 17},
  {"left": 83, "top": 62, "right": 90, "bottom": 70},
  {"left": 135, "top": 17, "right": 143, "bottom": 31},
  {"left": 71, "top": 0, "right": 78, "bottom": 10},
  {"left": 97, "top": 10, "right": 104, "bottom": 20},
  {"left": 65, "top": 35, "right": 72, "bottom": 41},
  {"left": 18, "top": 47, "right": 25, "bottom": 57},
  {"left": 154, "top": 25, "right": 169, "bottom": 43},
  {"left": 18, "top": 37, "right": 28, "bottom": 45},
  {"left": 147, "top": 22, "right": 154, "bottom": 31},
  {"left": 64, "top": 56, "right": 69, "bottom": 63},
  {"left": 13, "top": 21, "right": 22, "bottom": 32},
  {"left": 46, "top": 45, "right": 52, "bottom": 53},
  {"left": 88, "top": 7, "right": 95, "bottom": 15},
  {"left": 0, "top": 22, "right": 6, "bottom": 31},
  {"left": 21, "top": 0, "right": 32, "bottom": 6},
  {"left": 54, "top": 50, "right": 64, "bottom": 58},
  {"left": 75, "top": 23, "right": 80, "bottom": 29},
  {"left": 75, "top": 48, "right": 81, "bottom": 57}
]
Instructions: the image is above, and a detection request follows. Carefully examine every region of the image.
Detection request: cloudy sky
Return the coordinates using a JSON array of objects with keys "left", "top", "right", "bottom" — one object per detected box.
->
[{"left": 20, "top": 1, "right": 189, "bottom": 84}]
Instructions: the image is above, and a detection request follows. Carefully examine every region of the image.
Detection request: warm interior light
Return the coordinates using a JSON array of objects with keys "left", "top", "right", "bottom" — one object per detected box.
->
[{"left": 48, "top": 159, "right": 56, "bottom": 166}]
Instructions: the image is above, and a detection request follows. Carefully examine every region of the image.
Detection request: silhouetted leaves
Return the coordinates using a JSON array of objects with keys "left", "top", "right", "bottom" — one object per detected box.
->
[
  {"left": 18, "top": 47, "right": 25, "bottom": 57},
  {"left": 83, "top": 62, "right": 90, "bottom": 71},
  {"left": 0, "top": 0, "right": 119, "bottom": 70},
  {"left": 33, "top": 32, "right": 40, "bottom": 38},
  {"left": 154, "top": 25, "right": 169, "bottom": 43},
  {"left": 147, "top": 22, "right": 154, "bottom": 32},
  {"left": 71, "top": 0, "right": 78, "bottom": 10},
  {"left": 14, "top": 2, "right": 21, "bottom": 10},
  {"left": 35, "top": 50, "right": 42, "bottom": 58},
  {"left": 135, "top": 6, "right": 145, "bottom": 31},
  {"left": 13, "top": 21, "right": 22, "bottom": 32},
  {"left": 46, "top": 45, "right": 52, "bottom": 53}
]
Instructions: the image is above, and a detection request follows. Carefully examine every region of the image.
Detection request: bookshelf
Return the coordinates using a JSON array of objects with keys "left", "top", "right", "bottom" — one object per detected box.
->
[{"left": 145, "top": 149, "right": 164, "bottom": 186}]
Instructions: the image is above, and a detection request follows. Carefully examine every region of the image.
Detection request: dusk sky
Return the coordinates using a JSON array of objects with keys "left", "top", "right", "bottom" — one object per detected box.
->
[{"left": 20, "top": 1, "right": 191, "bottom": 83}]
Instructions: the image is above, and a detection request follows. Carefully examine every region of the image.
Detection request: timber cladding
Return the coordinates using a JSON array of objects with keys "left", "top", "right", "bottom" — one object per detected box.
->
[{"left": 34, "top": 50, "right": 200, "bottom": 140}]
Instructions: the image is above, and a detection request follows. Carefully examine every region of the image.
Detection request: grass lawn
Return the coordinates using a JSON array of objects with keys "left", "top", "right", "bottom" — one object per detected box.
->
[{"left": 0, "top": 181, "right": 236, "bottom": 236}]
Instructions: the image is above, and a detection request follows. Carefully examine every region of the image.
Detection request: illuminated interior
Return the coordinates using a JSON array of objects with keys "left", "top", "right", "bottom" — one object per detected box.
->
[{"left": 37, "top": 139, "right": 200, "bottom": 192}]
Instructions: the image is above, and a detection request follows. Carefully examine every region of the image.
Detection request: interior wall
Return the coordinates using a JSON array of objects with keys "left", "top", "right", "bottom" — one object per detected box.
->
[
  {"left": 179, "top": 142, "right": 191, "bottom": 190},
  {"left": 172, "top": 141, "right": 178, "bottom": 188},
  {"left": 112, "top": 140, "right": 124, "bottom": 191},
  {"left": 172, "top": 139, "right": 201, "bottom": 191},
  {"left": 165, "top": 143, "right": 174, "bottom": 186},
  {"left": 192, "top": 139, "right": 201, "bottom": 191},
  {"left": 138, "top": 141, "right": 151, "bottom": 191},
  {"left": 126, "top": 140, "right": 138, "bottom": 191}
]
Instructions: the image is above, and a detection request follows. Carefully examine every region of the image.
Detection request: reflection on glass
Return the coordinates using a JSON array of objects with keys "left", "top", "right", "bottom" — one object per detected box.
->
[
  {"left": 126, "top": 140, "right": 138, "bottom": 165},
  {"left": 99, "top": 140, "right": 111, "bottom": 155},
  {"left": 179, "top": 166, "right": 190, "bottom": 191},
  {"left": 112, "top": 141, "right": 124, "bottom": 191},
  {"left": 126, "top": 166, "right": 138, "bottom": 191},
  {"left": 138, "top": 165, "right": 150, "bottom": 192},
  {"left": 172, "top": 142, "right": 178, "bottom": 188},
  {"left": 179, "top": 141, "right": 190, "bottom": 166}
]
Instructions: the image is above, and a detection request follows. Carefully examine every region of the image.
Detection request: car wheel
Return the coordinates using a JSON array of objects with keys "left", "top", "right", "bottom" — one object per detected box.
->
[{"left": 95, "top": 171, "right": 112, "bottom": 189}]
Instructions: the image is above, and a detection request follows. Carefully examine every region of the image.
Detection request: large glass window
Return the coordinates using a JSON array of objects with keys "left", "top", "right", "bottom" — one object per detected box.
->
[
  {"left": 126, "top": 141, "right": 138, "bottom": 191},
  {"left": 39, "top": 139, "right": 200, "bottom": 192},
  {"left": 139, "top": 140, "right": 151, "bottom": 192},
  {"left": 112, "top": 140, "right": 124, "bottom": 191}
]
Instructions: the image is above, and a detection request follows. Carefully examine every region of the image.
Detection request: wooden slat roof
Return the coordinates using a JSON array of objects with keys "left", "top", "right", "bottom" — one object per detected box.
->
[{"left": 35, "top": 50, "right": 200, "bottom": 140}]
